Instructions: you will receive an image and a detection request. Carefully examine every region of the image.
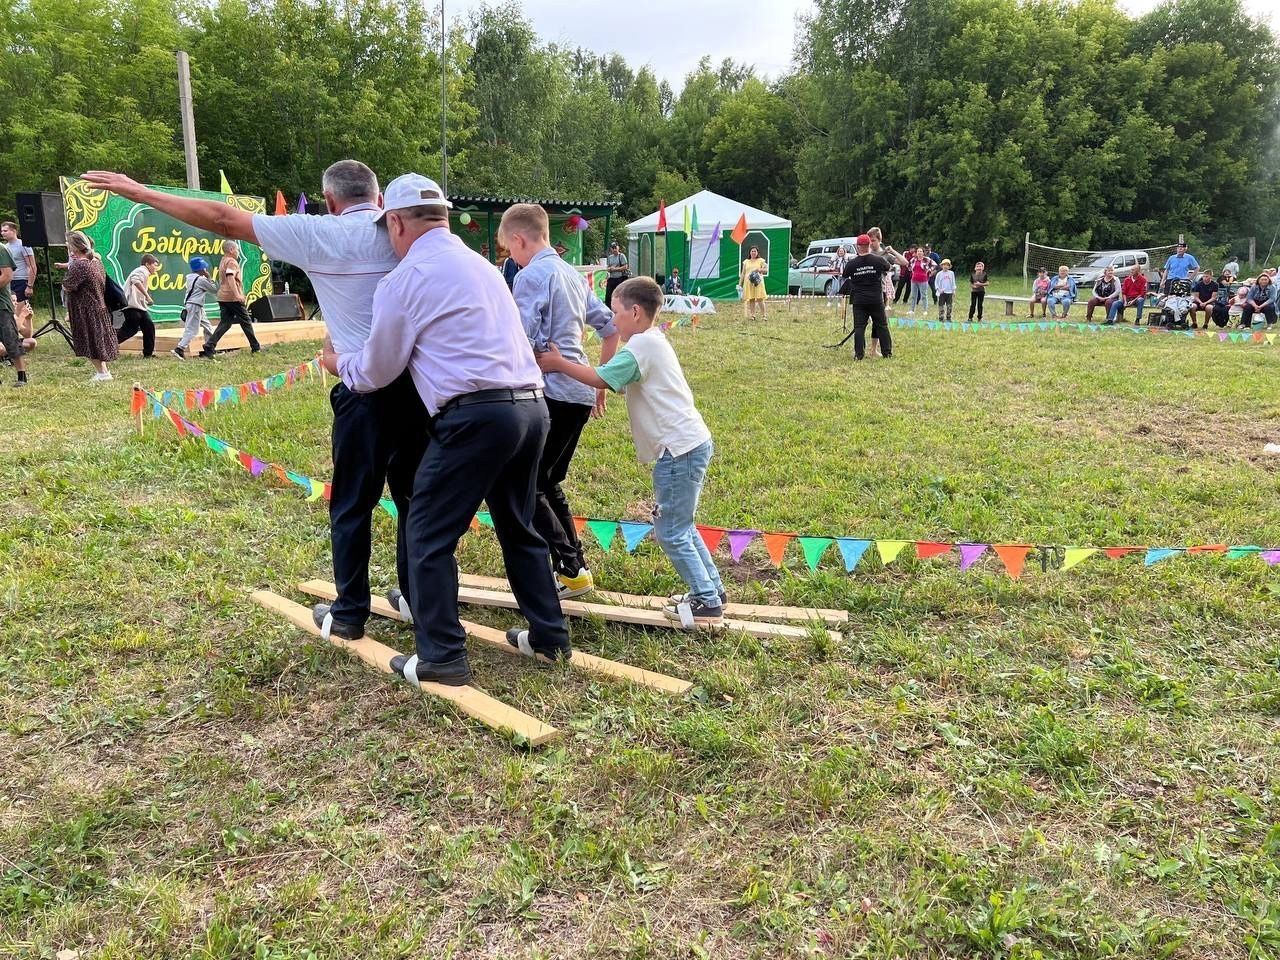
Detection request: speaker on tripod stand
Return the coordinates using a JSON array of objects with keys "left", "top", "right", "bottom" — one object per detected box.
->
[{"left": 15, "top": 191, "right": 73, "bottom": 346}]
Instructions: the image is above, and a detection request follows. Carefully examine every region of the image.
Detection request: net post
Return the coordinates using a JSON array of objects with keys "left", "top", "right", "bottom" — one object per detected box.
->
[
  {"left": 1249, "top": 236, "right": 1256, "bottom": 268},
  {"left": 1023, "top": 232, "right": 1030, "bottom": 290}
]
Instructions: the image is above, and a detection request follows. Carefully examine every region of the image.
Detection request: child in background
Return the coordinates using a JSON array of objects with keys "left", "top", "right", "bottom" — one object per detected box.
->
[
  {"left": 934, "top": 258, "right": 956, "bottom": 320},
  {"left": 969, "top": 261, "right": 989, "bottom": 320},
  {"left": 171, "top": 256, "right": 218, "bottom": 360},
  {"left": 1029, "top": 268, "right": 1051, "bottom": 317},
  {"left": 535, "top": 276, "right": 726, "bottom": 628}
]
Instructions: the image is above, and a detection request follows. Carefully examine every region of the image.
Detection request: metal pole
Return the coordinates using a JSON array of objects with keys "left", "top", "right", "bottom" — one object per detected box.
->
[
  {"left": 439, "top": 0, "right": 448, "bottom": 193},
  {"left": 176, "top": 51, "right": 200, "bottom": 190},
  {"left": 1023, "top": 231, "right": 1029, "bottom": 289},
  {"left": 1248, "top": 236, "right": 1256, "bottom": 268}
]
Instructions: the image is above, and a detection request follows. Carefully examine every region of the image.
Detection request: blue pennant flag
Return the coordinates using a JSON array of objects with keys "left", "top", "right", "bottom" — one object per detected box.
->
[
  {"left": 619, "top": 521, "right": 654, "bottom": 552},
  {"left": 1144, "top": 548, "right": 1179, "bottom": 566},
  {"left": 836, "top": 538, "right": 872, "bottom": 572}
]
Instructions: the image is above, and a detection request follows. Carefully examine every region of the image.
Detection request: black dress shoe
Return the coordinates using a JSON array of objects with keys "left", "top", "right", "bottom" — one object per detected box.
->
[
  {"left": 312, "top": 603, "right": 363, "bottom": 641},
  {"left": 390, "top": 653, "right": 472, "bottom": 687},
  {"left": 506, "top": 628, "right": 572, "bottom": 662}
]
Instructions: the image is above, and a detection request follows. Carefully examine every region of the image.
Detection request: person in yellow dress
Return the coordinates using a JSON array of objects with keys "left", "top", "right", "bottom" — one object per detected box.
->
[{"left": 739, "top": 246, "right": 768, "bottom": 319}]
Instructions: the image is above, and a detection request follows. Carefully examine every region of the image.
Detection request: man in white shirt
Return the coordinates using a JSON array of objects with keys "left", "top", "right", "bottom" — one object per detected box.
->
[
  {"left": 83, "top": 161, "right": 429, "bottom": 641},
  {"left": 1, "top": 221, "right": 36, "bottom": 306}
]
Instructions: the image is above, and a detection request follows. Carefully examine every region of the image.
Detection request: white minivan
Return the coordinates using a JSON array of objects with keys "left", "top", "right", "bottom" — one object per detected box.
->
[{"left": 805, "top": 236, "right": 861, "bottom": 258}]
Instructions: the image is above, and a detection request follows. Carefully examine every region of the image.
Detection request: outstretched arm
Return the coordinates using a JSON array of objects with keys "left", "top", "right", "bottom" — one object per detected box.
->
[
  {"left": 81, "top": 171, "right": 258, "bottom": 243},
  {"left": 536, "top": 343, "right": 612, "bottom": 390}
]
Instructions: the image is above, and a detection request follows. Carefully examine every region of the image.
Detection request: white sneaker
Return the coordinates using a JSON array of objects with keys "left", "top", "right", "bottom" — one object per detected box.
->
[{"left": 91, "top": 371, "right": 113, "bottom": 382}]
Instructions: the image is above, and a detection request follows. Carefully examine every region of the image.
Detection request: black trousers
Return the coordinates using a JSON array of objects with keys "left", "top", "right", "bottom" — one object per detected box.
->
[
  {"left": 893, "top": 275, "right": 910, "bottom": 303},
  {"left": 852, "top": 300, "right": 891, "bottom": 359},
  {"left": 1242, "top": 303, "right": 1278, "bottom": 327},
  {"left": 406, "top": 396, "right": 569, "bottom": 664},
  {"left": 328, "top": 373, "right": 428, "bottom": 630},
  {"left": 604, "top": 275, "right": 628, "bottom": 307},
  {"left": 969, "top": 290, "right": 985, "bottom": 320},
  {"left": 535, "top": 397, "right": 592, "bottom": 574},
  {"left": 204, "top": 301, "right": 261, "bottom": 353},
  {"left": 117, "top": 307, "right": 155, "bottom": 356}
]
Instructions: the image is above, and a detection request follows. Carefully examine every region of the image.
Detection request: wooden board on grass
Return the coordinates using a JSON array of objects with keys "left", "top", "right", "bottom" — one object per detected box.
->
[
  {"left": 297, "top": 580, "right": 692, "bottom": 695},
  {"left": 251, "top": 590, "right": 560, "bottom": 747},
  {"left": 459, "top": 572, "right": 848, "bottom": 625},
  {"left": 456, "top": 585, "right": 842, "bottom": 644}
]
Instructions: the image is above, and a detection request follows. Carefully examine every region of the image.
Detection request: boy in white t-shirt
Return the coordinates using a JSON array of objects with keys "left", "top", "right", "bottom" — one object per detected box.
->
[{"left": 535, "top": 276, "right": 726, "bottom": 628}]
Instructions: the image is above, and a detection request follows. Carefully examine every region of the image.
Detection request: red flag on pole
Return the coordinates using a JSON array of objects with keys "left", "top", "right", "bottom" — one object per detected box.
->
[
  {"left": 274, "top": 190, "right": 287, "bottom": 215},
  {"left": 656, "top": 200, "right": 667, "bottom": 233},
  {"left": 730, "top": 213, "right": 749, "bottom": 245}
]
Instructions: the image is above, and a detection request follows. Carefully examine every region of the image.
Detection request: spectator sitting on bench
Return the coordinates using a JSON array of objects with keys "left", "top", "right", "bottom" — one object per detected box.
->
[
  {"left": 1209, "top": 272, "right": 1236, "bottom": 329},
  {"left": 1028, "top": 267, "right": 1050, "bottom": 317},
  {"left": 1046, "top": 265, "right": 1077, "bottom": 318},
  {"left": 1189, "top": 269, "right": 1219, "bottom": 329},
  {"left": 1241, "top": 272, "right": 1277, "bottom": 328},
  {"left": 1086, "top": 266, "right": 1121, "bottom": 323},
  {"left": 1108, "top": 266, "right": 1148, "bottom": 324},
  {"left": 665, "top": 267, "right": 683, "bottom": 295}
]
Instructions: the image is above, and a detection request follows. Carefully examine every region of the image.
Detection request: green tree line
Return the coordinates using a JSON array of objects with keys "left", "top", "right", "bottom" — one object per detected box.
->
[{"left": 0, "top": 0, "right": 1276, "bottom": 264}]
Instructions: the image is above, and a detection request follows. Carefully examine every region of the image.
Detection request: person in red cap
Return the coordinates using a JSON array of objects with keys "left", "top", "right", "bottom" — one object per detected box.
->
[{"left": 841, "top": 234, "right": 908, "bottom": 360}]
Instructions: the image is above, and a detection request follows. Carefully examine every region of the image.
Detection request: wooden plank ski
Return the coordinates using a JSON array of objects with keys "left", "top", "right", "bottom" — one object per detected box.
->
[
  {"left": 454, "top": 585, "right": 842, "bottom": 644},
  {"left": 251, "top": 590, "right": 560, "bottom": 747},
  {"left": 458, "top": 572, "right": 848, "bottom": 625},
  {"left": 297, "top": 580, "right": 692, "bottom": 695}
]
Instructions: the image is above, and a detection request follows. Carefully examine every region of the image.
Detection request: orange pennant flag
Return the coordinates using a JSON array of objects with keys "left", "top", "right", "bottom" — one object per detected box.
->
[
  {"left": 238, "top": 451, "right": 254, "bottom": 472},
  {"left": 761, "top": 532, "right": 794, "bottom": 567},
  {"left": 130, "top": 388, "right": 146, "bottom": 416},
  {"left": 274, "top": 190, "right": 287, "bottom": 216},
  {"left": 1187, "top": 544, "right": 1228, "bottom": 553},
  {"left": 273, "top": 464, "right": 288, "bottom": 483},
  {"left": 239, "top": 384, "right": 249, "bottom": 402},
  {"left": 915, "top": 541, "right": 952, "bottom": 561},
  {"left": 573, "top": 516, "right": 587, "bottom": 536},
  {"left": 1102, "top": 547, "right": 1141, "bottom": 560},
  {"left": 730, "top": 213, "right": 749, "bottom": 246},
  {"left": 993, "top": 544, "right": 1033, "bottom": 579},
  {"left": 697, "top": 526, "right": 725, "bottom": 555}
]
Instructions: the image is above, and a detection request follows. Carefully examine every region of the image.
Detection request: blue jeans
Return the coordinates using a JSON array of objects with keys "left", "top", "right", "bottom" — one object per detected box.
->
[
  {"left": 1047, "top": 293, "right": 1073, "bottom": 316},
  {"left": 1108, "top": 297, "right": 1145, "bottom": 323},
  {"left": 910, "top": 281, "right": 930, "bottom": 312},
  {"left": 652, "top": 440, "right": 724, "bottom": 605}
]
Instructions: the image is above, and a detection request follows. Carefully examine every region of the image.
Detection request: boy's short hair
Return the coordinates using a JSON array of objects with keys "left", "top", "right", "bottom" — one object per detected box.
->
[
  {"left": 499, "top": 203, "right": 549, "bottom": 242},
  {"left": 141, "top": 254, "right": 160, "bottom": 266},
  {"left": 614, "top": 276, "right": 663, "bottom": 319}
]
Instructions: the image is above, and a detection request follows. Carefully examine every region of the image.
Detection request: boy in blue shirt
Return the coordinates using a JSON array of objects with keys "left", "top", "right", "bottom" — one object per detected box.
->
[{"left": 535, "top": 277, "right": 725, "bottom": 628}]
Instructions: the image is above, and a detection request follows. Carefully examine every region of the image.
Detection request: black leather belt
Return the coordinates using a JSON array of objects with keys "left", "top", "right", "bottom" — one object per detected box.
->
[{"left": 439, "top": 387, "right": 543, "bottom": 415}]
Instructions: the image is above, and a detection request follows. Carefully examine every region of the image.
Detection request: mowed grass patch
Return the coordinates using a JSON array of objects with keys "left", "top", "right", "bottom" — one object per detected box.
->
[{"left": 2, "top": 306, "right": 1280, "bottom": 959}]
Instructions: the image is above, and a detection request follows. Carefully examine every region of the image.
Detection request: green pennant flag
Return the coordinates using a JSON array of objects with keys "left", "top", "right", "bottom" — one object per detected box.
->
[
  {"left": 798, "top": 537, "right": 833, "bottom": 570},
  {"left": 476, "top": 511, "right": 494, "bottom": 528},
  {"left": 1226, "top": 545, "right": 1261, "bottom": 559},
  {"left": 587, "top": 519, "right": 617, "bottom": 552},
  {"left": 379, "top": 498, "right": 397, "bottom": 519}
]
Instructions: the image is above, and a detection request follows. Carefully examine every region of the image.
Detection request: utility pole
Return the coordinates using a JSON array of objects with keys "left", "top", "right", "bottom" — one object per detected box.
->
[
  {"left": 440, "top": 0, "right": 448, "bottom": 193},
  {"left": 176, "top": 51, "right": 200, "bottom": 190}
]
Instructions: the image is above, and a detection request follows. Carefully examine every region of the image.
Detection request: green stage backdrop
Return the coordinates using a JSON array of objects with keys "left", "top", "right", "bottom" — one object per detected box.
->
[{"left": 60, "top": 177, "right": 271, "bottom": 324}]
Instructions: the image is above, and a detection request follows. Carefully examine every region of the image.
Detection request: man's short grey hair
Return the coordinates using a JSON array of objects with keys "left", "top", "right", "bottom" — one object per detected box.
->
[
  {"left": 322, "top": 160, "right": 379, "bottom": 203},
  {"left": 223, "top": 240, "right": 240, "bottom": 256}
]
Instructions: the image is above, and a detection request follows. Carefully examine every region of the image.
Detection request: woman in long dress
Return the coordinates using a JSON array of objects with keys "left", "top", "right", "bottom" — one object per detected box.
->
[
  {"left": 63, "top": 229, "right": 118, "bottom": 381},
  {"left": 739, "top": 245, "right": 768, "bottom": 320}
]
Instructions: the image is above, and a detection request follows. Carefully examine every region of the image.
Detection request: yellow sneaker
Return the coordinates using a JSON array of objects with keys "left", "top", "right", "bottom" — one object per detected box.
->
[{"left": 556, "top": 567, "right": 594, "bottom": 599}]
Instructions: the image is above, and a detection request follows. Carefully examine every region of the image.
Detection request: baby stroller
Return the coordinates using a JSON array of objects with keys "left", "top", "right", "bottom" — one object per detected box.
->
[{"left": 1155, "top": 278, "right": 1193, "bottom": 329}]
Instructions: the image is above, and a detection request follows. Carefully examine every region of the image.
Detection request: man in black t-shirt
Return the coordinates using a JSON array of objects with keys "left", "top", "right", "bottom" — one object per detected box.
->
[
  {"left": 841, "top": 233, "right": 909, "bottom": 360},
  {"left": 1190, "top": 270, "right": 1219, "bottom": 329}
]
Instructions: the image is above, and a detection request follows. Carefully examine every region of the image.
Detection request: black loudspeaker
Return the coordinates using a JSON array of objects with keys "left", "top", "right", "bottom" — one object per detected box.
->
[
  {"left": 250, "top": 293, "right": 304, "bottom": 323},
  {"left": 15, "top": 191, "right": 67, "bottom": 247}
]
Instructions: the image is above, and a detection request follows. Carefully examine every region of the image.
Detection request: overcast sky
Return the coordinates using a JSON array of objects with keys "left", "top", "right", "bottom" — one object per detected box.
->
[{"left": 450, "top": 0, "right": 1280, "bottom": 89}]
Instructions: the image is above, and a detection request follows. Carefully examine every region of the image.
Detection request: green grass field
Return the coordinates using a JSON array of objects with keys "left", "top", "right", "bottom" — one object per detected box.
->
[{"left": 4, "top": 300, "right": 1280, "bottom": 959}]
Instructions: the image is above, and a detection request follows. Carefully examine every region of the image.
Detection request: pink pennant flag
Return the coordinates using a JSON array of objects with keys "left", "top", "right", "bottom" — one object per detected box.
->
[
  {"left": 727, "top": 529, "right": 758, "bottom": 562},
  {"left": 958, "top": 543, "right": 989, "bottom": 571},
  {"left": 1261, "top": 550, "right": 1280, "bottom": 565},
  {"left": 1219, "top": 332, "right": 1229, "bottom": 342}
]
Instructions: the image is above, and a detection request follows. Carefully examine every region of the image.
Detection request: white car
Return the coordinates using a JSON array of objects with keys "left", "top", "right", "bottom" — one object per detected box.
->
[{"left": 788, "top": 254, "right": 842, "bottom": 296}]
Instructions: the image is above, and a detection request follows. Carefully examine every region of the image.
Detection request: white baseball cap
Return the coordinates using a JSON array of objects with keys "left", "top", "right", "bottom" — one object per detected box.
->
[{"left": 375, "top": 173, "right": 452, "bottom": 221}]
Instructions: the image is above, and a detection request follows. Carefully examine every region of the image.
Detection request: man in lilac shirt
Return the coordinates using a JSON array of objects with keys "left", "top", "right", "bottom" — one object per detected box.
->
[{"left": 324, "top": 174, "right": 571, "bottom": 686}]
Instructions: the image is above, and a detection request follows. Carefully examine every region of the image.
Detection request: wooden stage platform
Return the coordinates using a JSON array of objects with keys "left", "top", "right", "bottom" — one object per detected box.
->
[{"left": 118, "top": 320, "right": 328, "bottom": 355}]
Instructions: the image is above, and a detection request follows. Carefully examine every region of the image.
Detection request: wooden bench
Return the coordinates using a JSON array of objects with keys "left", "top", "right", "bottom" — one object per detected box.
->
[{"left": 986, "top": 294, "right": 1035, "bottom": 317}]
